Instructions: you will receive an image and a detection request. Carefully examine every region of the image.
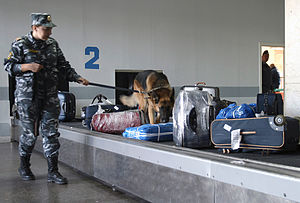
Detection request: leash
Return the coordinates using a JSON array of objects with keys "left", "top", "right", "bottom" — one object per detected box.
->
[
  {"left": 89, "top": 82, "right": 145, "bottom": 94},
  {"left": 89, "top": 82, "right": 170, "bottom": 95}
]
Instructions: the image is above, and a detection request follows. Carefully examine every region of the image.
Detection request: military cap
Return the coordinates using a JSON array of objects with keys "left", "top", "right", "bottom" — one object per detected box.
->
[{"left": 31, "top": 13, "right": 56, "bottom": 27}]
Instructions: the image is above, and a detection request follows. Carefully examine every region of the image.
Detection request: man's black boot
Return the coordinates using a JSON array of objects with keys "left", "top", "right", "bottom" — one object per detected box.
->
[
  {"left": 18, "top": 155, "right": 35, "bottom": 181},
  {"left": 47, "top": 156, "right": 68, "bottom": 185}
]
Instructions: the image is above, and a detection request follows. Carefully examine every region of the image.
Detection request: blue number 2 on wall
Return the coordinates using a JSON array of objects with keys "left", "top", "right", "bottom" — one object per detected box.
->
[{"left": 85, "top": 46, "right": 99, "bottom": 69}]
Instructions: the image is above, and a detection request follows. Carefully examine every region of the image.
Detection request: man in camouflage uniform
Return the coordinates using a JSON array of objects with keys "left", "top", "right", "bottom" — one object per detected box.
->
[{"left": 4, "top": 13, "right": 89, "bottom": 184}]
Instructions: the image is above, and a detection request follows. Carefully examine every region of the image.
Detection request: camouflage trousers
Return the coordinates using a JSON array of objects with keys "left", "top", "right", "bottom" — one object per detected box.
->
[{"left": 17, "top": 96, "right": 61, "bottom": 158}]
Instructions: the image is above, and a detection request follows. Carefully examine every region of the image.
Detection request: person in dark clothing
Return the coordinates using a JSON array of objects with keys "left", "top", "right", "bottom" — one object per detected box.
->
[
  {"left": 262, "top": 50, "right": 272, "bottom": 93},
  {"left": 4, "top": 13, "right": 89, "bottom": 184},
  {"left": 270, "top": 63, "right": 280, "bottom": 90}
]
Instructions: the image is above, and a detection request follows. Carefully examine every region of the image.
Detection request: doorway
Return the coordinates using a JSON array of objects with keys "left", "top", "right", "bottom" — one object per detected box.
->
[
  {"left": 115, "top": 70, "right": 139, "bottom": 105},
  {"left": 259, "top": 44, "right": 284, "bottom": 97},
  {"left": 115, "top": 70, "right": 163, "bottom": 105}
]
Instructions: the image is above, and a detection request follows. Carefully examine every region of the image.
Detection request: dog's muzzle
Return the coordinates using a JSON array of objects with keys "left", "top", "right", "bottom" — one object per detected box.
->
[{"left": 159, "top": 106, "right": 172, "bottom": 123}]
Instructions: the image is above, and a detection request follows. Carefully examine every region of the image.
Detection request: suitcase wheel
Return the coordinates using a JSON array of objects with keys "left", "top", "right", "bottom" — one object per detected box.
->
[
  {"left": 222, "top": 149, "right": 230, "bottom": 154},
  {"left": 274, "top": 115, "right": 285, "bottom": 126}
]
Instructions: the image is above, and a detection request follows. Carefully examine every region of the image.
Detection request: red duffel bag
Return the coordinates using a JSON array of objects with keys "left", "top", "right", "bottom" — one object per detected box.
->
[{"left": 91, "top": 110, "right": 142, "bottom": 134}]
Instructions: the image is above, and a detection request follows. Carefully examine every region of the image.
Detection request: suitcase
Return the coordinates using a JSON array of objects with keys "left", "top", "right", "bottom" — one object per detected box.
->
[
  {"left": 91, "top": 110, "right": 142, "bottom": 134},
  {"left": 173, "top": 87, "right": 214, "bottom": 148},
  {"left": 123, "top": 122, "right": 173, "bottom": 141},
  {"left": 58, "top": 91, "right": 76, "bottom": 121},
  {"left": 210, "top": 116, "right": 299, "bottom": 152},
  {"left": 256, "top": 92, "right": 283, "bottom": 115},
  {"left": 180, "top": 85, "right": 232, "bottom": 117},
  {"left": 81, "top": 94, "right": 131, "bottom": 129},
  {"left": 181, "top": 85, "right": 220, "bottom": 100}
]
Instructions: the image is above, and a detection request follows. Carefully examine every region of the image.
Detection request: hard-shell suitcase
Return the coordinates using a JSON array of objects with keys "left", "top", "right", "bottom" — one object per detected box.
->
[
  {"left": 256, "top": 93, "right": 283, "bottom": 115},
  {"left": 58, "top": 91, "right": 76, "bottom": 121},
  {"left": 173, "top": 87, "right": 214, "bottom": 148},
  {"left": 210, "top": 116, "right": 299, "bottom": 152},
  {"left": 180, "top": 85, "right": 233, "bottom": 117},
  {"left": 123, "top": 122, "right": 173, "bottom": 141},
  {"left": 91, "top": 110, "right": 142, "bottom": 134},
  {"left": 181, "top": 85, "right": 220, "bottom": 100}
]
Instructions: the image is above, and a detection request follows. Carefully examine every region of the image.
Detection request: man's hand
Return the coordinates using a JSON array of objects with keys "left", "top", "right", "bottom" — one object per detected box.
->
[
  {"left": 21, "top": 63, "right": 43, "bottom": 73},
  {"left": 77, "top": 77, "right": 89, "bottom": 86}
]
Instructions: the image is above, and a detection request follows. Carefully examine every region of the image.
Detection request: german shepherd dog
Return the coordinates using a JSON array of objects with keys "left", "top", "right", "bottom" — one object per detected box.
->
[{"left": 120, "top": 70, "right": 174, "bottom": 124}]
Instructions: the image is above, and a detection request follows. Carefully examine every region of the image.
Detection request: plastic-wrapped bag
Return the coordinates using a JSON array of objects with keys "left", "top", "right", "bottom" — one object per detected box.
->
[
  {"left": 216, "top": 103, "right": 256, "bottom": 119},
  {"left": 81, "top": 94, "right": 131, "bottom": 129},
  {"left": 216, "top": 103, "right": 237, "bottom": 119},
  {"left": 91, "top": 110, "right": 142, "bottom": 134},
  {"left": 231, "top": 103, "right": 256, "bottom": 118},
  {"left": 123, "top": 122, "right": 173, "bottom": 141},
  {"left": 248, "top": 103, "right": 257, "bottom": 113},
  {"left": 173, "top": 89, "right": 214, "bottom": 148}
]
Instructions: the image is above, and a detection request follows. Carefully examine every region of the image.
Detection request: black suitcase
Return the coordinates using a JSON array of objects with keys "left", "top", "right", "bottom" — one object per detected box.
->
[
  {"left": 210, "top": 116, "right": 299, "bottom": 152},
  {"left": 81, "top": 94, "right": 131, "bottom": 129},
  {"left": 256, "top": 92, "right": 283, "bottom": 115},
  {"left": 58, "top": 91, "right": 76, "bottom": 121},
  {"left": 173, "top": 86, "right": 215, "bottom": 148}
]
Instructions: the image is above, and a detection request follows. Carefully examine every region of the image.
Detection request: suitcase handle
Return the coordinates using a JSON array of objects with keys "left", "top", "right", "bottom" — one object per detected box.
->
[
  {"left": 240, "top": 131, "right": 256, "bottom": 135},
  {"left": 180, "top": 85, "right": 220, "bottom": 99},
  {"left": 91, "top": 94, "right": 113, "bottom": 105},
  {"left": 91, "top": 94, "right": 107, "bottom": 104},
  {"left": 62, "top": 102, "right": 66, "bottom": 112},
  {"left": 195, "top": 82, "right": 207, "bottom": 86}
]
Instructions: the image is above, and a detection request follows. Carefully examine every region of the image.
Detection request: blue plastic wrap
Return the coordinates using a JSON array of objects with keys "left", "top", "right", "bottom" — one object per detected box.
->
[
  {"left": 216, "top": 103, "right": 256, "bottom": 119},
  {"left": 216, "top": 103, "right": 237, "bottom": 119},
  {"left": 123, "top": 122, "right": 173, "bottom": 141}
]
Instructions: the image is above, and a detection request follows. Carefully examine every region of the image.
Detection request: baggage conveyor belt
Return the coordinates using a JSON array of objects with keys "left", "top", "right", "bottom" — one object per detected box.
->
[
  {"left": 62, "top": 121, "right": 300, "bottom": 169},
  {"left": 11, "top": 119, "right": 300, "bottom": 202}
]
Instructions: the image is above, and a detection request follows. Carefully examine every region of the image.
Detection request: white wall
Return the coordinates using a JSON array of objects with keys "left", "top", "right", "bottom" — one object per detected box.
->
[
  {"left": 285, "top": 0, "right": 300, "bottom": 117},
  {"left": 0, "top": 0, "right": 284, "bottom": 123}
]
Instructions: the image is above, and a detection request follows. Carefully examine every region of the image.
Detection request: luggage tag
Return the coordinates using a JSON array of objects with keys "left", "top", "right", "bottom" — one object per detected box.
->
[
  {"left": 113, "top": 106, "right": 120, "bottom": 111},
  {"left": 223, "top": 124, "right": 232, "bottom": 132},
  {"left": 231, "top": 129, "right": 242, "bottom": 150}
]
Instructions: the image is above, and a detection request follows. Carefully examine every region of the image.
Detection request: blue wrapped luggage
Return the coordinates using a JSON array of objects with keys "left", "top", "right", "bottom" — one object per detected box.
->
[
  {"left": 123, "top": 122, "right": 173, "bottom": 141},
  {"left": 216, "top": 103, "right": 256, "bottom": 119}
]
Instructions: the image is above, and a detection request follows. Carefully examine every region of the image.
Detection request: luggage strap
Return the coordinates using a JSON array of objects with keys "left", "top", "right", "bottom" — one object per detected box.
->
[{"left": 157, "top": 124, "right": 161, "bottom": 142}]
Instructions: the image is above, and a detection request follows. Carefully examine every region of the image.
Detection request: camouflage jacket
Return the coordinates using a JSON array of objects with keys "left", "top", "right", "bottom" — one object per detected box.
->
[{"left": 4, "top": 32, "right": 81, "bottom": 101}]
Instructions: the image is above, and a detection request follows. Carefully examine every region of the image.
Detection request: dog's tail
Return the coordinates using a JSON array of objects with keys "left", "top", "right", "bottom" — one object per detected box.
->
[{"left": 120, "top": 94, "right": 138, "bottom": 107}]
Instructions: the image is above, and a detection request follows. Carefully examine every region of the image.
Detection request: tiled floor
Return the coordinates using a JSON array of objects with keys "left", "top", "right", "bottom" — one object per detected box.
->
[{"left": 0, "top": 142, "right": 145, "bottom": 202}]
